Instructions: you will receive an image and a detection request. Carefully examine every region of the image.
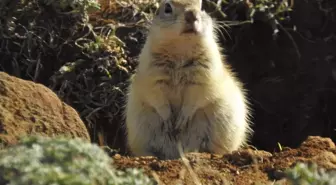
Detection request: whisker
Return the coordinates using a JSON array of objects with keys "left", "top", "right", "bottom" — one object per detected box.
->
[
  {"left": 213, "top": 20, "right": 232, "bottom": 40},
  {"left": 151, "top": 16, "right": 237, "bottom": 41}
]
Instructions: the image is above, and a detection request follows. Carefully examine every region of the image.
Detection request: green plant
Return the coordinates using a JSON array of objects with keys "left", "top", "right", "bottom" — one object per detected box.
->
[
  {"left": 0, "top": 0, "right": 101, "bottom": 81},
  {"left": 285, "top": 162, "right": 336, "bottom": 185},
  {"left": 0, "top": 136, "right": 155, "bottom": 185}
]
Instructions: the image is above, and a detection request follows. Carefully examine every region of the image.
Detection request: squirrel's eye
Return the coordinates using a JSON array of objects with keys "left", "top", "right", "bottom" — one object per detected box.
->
[{"left": 164, "top": 3, "right": 173, "bottom": 14}]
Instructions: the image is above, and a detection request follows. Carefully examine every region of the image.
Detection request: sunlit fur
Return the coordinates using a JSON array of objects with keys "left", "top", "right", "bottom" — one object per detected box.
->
[{"left": 123, "top": 0, "right": 253, "bottom": 159}]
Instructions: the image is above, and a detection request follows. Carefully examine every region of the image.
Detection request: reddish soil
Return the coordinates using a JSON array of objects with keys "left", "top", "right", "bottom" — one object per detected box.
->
[
  {"left": 113, "top": 136, "right": 336, "bottom": 185},
  {"left": 0, "top": 72, "right": 90, "bottom": 146}
]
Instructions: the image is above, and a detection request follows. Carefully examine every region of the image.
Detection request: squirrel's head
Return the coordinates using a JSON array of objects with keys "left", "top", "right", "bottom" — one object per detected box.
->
[{"left": 149, "top": 0, "right": 213, "bottom": 41}]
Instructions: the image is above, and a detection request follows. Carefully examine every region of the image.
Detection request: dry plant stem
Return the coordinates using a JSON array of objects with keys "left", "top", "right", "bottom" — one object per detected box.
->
[{"left": 177, "top": 143, "right": 202, "bottom": 185}]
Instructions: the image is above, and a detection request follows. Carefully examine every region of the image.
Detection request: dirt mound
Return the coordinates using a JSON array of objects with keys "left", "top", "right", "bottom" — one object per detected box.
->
[
  {"left": 0, "top": 72, "right": 90, "bottom": 146},
  {"left": 112, "top": 136, "right": 336, "bottom": 185}
]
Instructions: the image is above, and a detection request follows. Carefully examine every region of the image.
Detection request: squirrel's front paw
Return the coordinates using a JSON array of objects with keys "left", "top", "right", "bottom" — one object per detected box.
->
[
  {"left": 175, "top": 107, "right": 195, "bottom": 130},
  {"left": 156, "top": 104, "right": 172, "bottom": 121},
  {"left": 162, "top": 119, "right": 173, "bottom": 132},
  {"left": 156, "top": 105, "right": 173, "bottom": 131},
  {"left": 174, "top": 115, "right": 189, "bottom": 130}
]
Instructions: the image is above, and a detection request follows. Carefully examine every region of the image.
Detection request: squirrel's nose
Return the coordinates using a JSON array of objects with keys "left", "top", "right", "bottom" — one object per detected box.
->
[{"left": 184, "top": 10, "right": 198, "bottom": 24}]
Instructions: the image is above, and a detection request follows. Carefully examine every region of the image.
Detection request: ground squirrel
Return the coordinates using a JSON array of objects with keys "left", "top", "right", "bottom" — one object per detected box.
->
[{"left": 124, "top": 0, "right": 252, "bottom": 159}]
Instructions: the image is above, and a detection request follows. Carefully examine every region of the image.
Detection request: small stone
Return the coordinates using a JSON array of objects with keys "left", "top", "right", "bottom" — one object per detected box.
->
[
  {"left": 113, "top": 154, "right": 121, "bottom": 160},
  {"left": 273, "top": 170, "right": 286, "bottom": 180},
  {"left": 150, "top": 161, "right": 166, "bottom": 171}
]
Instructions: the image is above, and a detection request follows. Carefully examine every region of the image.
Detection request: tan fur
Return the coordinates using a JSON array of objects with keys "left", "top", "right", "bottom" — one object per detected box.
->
[{"left": 124, "top": 0, "right": 253, "bottom": 159}]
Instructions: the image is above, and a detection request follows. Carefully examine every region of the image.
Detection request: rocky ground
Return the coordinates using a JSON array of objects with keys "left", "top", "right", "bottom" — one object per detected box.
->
[{"left": 112, "top": 136, "right": 336, "bottom": 185}]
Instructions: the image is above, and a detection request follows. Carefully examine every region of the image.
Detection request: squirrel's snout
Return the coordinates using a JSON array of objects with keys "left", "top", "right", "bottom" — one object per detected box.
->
[
  {"left": 182, "top": 10, "right": 202, "bottom": 34},
  {"left": 184, "top": 10, "right": 198, "bottom": 24}
]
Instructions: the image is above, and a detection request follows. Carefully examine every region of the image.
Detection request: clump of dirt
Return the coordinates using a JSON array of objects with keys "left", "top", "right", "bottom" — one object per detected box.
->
[
  {"left": 112, "top": 136, "right": 336, "bottom": 185},
  {"left": 0, "top": 72, "right": 90, "bottom": 146}
]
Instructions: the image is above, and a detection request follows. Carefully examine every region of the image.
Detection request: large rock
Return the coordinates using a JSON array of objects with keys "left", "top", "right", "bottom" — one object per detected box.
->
[{"left": 0, "top": 72, "right": 90, "bottom": 146}]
